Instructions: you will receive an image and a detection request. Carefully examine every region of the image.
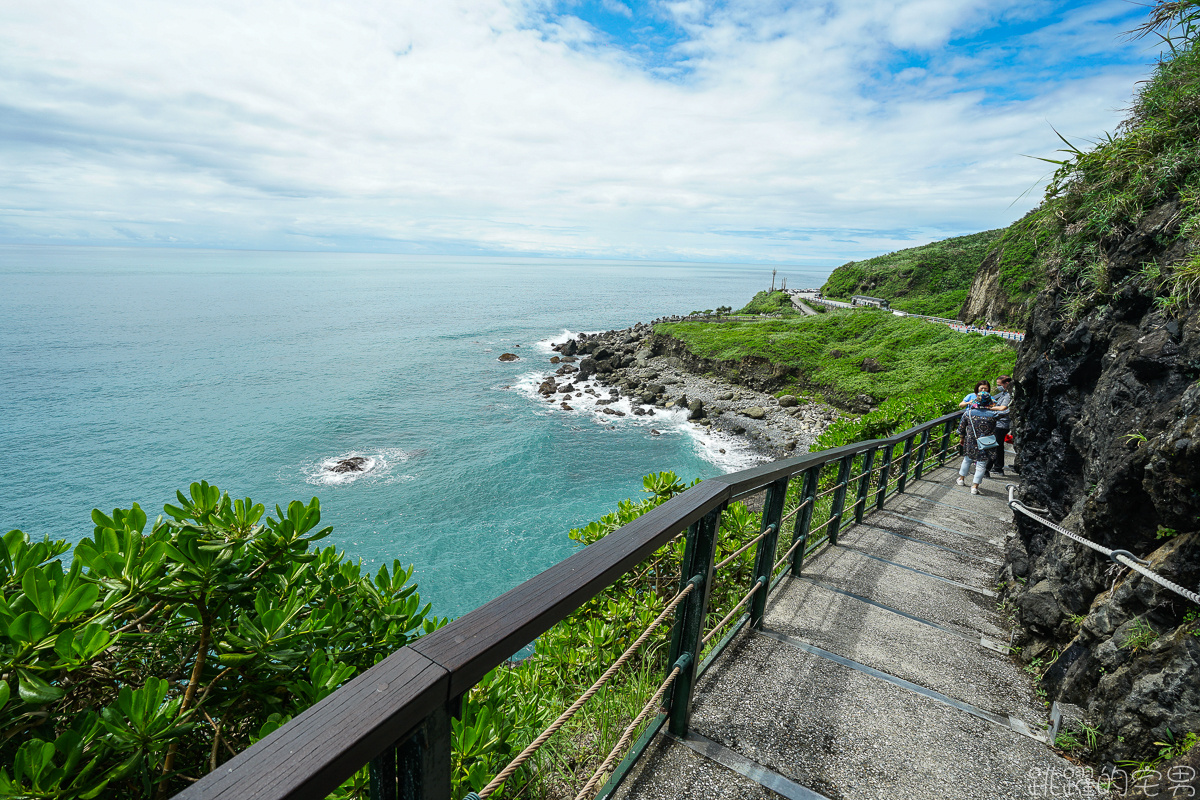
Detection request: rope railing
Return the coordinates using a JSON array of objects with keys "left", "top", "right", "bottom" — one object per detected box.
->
[
  {"left": 572, "top": 666, "right": 682, "bottom": 800},
  {"left": 780, "top": 496, "right": 812, "bottom": 524},
  {"left": 471, "top": 580, "right": 698, "bottom": 799},
  {"left": 713, "top": 525, "right": 775, "bottom": 571},
  {"left": 815, "top": 481, "right": 848, "bottom": 499},
  {"left": 701, "top": 579, "right": 765, "bottom": 647},
  {"left": 1006, "top": 486, "right": 1200, "bottom": 605},
  {"left": 773, "top": 529, "right": 810, "bottom": 573}
]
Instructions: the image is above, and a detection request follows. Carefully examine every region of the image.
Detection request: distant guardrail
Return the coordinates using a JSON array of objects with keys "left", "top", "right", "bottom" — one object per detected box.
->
[{"left": 793, "top": 293, "right": 1025, "bottom": 342}]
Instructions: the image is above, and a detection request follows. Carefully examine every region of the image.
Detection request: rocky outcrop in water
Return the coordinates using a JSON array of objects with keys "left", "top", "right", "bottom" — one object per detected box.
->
[
  {"left": 1001, "top": 199, "right": 1200, "bottom": 765},
  {"left": 330, "top": 457, "right": 368, "bottom": 473}
]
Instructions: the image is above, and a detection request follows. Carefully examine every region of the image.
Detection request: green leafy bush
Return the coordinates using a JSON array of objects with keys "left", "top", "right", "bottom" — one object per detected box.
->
[{"left": 1, "top": 483, "right": 441, "bottom": 799}]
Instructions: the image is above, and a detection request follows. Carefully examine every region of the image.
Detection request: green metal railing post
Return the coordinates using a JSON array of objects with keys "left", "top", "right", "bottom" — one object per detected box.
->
[
  {"left": 939, "top": 418, "right": 955, "bottom": 467},
  {"left": 666, "top": 507, "right": 722, "bottom": 737},
  {"left": 854, "top": 447, "right": 876, "bottom": 524},
  {"left": 750, "top": 477, "right": 788, "bottom": 629},
  {"left": 896, "top": 435, "right": 916, "bottom": 494},
  {"left": 370, "top": 702, "right": 451, "bottom": 800},
  {"left": 913, "top": 429, "right": 932, "bottom": 480},
  {"left": 828, "top": 455, "right": 853, "bottom": 546},
  {"left": 791, "top": 466, "right": 820, "bottom": 574}
]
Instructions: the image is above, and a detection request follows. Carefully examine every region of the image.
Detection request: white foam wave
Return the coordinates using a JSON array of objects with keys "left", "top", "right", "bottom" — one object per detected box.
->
[
  {"left": 509, "top": 371, "right": 769, "bottom": 473},
  {"left": 534, "top": 329, "right": 599, "bottom": 354},
  {"left": 303, "top": 448, "right": 416, "bottom": 487}
]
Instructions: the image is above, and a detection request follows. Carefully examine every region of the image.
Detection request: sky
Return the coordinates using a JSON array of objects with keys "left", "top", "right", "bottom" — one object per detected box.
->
[{"left": 0, "top": 0, "right": 1167, "bottom": 264}]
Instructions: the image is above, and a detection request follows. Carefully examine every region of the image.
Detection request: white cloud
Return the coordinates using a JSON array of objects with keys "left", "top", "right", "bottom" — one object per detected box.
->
[{"left": 0, "top": 0, "right": 1159, "bottom": 262}]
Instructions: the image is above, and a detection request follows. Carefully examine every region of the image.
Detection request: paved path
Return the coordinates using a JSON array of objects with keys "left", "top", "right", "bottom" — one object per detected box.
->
[{"left": 615, "top": 460, "right": 1084, "bottom": 800}]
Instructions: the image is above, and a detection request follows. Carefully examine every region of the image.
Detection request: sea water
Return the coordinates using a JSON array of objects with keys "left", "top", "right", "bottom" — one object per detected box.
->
[{"left": 0, "top": 246, "right": 830, "bottom": 617}]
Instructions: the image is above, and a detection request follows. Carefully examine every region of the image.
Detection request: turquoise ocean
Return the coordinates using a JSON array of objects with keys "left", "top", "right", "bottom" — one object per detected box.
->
[{"left": 0, "top": 246, "right": 831, "bottom": 618}]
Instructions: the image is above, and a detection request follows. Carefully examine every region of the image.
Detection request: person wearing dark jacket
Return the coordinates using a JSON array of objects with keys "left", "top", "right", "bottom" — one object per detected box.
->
[{"left": 989, "top": 375, "right": 1013, "bottom": 476}]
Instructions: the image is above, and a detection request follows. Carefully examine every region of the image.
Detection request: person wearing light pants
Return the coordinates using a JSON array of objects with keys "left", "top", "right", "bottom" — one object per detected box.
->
[{"left": 956, "top": 393, "right": 1001, "bottom": 495}]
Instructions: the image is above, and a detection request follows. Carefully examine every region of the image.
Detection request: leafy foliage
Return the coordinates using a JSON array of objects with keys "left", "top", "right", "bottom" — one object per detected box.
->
[
  {"left": 820, "top": 229, "right": 1004, "bottom": 317},
  {"left": 1, "top": 483, "right": 442, "bottom": 799}
]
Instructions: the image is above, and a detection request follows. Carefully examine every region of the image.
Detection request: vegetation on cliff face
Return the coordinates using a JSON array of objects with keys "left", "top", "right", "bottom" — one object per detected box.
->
[
  {"left": 1001, "top": 1, "right": 1200, "bottom": 771},
  {"left": 656, "top": 309, "right": 1015, "bottom": 407},
  {"left": 819, "top": 229, "right": 1004, "bottom": 317},
  {"left": 1004, "top": 6, "right": 1200, "bottom": 322}
]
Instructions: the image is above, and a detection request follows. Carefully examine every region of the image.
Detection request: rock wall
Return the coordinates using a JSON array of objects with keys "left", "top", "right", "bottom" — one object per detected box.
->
[
  {"left": 956, "top": 248, "right": 1032, "bottom": 327},
  {"left": 1002, "top": 200, "right": 1200, "bottom": 764}
]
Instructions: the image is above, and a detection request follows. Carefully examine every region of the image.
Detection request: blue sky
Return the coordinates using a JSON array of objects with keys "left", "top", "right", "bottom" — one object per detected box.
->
[{"left": 0, "top": 0, "right": 1164, "bottom": 263}]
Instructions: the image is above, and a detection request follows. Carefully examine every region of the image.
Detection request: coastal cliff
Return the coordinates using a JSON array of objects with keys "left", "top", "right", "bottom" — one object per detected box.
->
[
  {"left": 1003, "top": 216, "right": 1200, "bottom": 763},
  {"left": 997, "top": 18, "right": 1200, "bottom": 765}
]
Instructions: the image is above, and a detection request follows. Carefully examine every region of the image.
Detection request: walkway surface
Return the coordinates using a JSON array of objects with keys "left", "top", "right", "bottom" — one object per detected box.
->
[{"left": 614, "top": 459, "right": 1079, "bottom": 800}]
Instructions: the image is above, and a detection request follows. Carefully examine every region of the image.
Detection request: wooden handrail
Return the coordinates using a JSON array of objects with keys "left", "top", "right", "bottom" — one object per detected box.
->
[{"left": 174, "top": 411, "right": 962, "bottom": 800}]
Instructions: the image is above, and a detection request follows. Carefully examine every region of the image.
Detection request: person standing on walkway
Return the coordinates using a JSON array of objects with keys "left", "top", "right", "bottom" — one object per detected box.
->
[
  {"left": 958, "top": 381, "right": 990, "bottom": 408},
  {"left": 957, "top": 393, "right": 999, "bottom": 495},
  {"left": 989, "top": 376, "right": 1013, "bottom": 476}
]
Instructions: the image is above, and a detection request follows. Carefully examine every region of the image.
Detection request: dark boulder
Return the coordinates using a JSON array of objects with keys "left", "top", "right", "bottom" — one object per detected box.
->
[
  {"left": 331, "top": 457, "right": 368, "bottom": 473},
  {"left": 498, "top": 353, "right": 520, "bottom": 362}
]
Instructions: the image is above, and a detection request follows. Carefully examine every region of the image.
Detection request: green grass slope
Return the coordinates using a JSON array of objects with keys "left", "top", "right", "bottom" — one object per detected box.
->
[
  {"left": 820, "top": 229, "right": 1004, "bottom": 317},
  {"left": 736, "top": 290, "right": 802, "bottom": 316},
  {"left": 656, "top": 309, "right": 1015, "bottom": 404}
]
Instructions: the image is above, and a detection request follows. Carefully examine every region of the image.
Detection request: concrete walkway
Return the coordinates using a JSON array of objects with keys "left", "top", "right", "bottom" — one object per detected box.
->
[{"left": 615, "top": 461, "right": 1081, "bottom": 800}]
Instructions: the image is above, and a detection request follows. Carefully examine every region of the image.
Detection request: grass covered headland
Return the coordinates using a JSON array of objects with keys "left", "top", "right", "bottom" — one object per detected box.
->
[
  {"left": 820, "top": 229, "right": 1003, "bottom": 318},
  {"left": 656, "top": 308, "right": 1015, "bottom": 406}
]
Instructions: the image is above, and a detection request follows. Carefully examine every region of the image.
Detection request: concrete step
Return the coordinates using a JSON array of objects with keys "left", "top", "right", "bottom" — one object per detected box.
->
[
  {"left": 762, "top": 576, "right": 1042, "bottom": 721},
  {"left": 616, "top": 631, "right": 1066, "bottom": 800},
  {"left": 782, "top": 538, "right": 1010, "bottom": 643}
]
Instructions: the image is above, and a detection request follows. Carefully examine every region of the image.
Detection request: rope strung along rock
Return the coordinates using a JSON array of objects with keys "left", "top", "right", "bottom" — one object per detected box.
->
[
  {"left": 1006, "top": 486, "right": 1200, "bottom": 606},
  {"left": 573, "top": 666, "right": 682, "bottom": 800},
  {"left": 473, "top": 581, "right": 697, "bottom": 799}
]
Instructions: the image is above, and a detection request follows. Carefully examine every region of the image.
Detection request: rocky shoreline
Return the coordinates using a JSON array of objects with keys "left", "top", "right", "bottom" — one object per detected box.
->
[{"left": 535, "top": 321, "right": 841, "bottom": 461}]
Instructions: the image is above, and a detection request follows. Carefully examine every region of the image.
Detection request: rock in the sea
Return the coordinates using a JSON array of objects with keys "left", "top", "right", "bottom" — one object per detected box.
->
[
  {"left": 538, "top": 379, "right": 556, "bottom": 395},
  {"left": 498, "top": 353, "right": 520, "bottom": 361},
  {"left": 561, "top": 339, "right": 578, "bottom": 356},
  {"left": 743, "top": 406, "right": 766, "bottom": 419},
  {"left": 330, "top": 456, "right": 369, "bottom": 473},
  {"left": 560, "top": 402, "right": 573, "bottom": 410},
  {"left": 687, "top": 400, "right": 705, "bottom": 420},
  {"left": 778, "top": 394, "right": 798, "bottom": 408},
  {"left": 550, "top": 356, "right": 561, "bottom": 364},
  {"left": 650, "top": 429, "right": 661, "bottom": 436}
]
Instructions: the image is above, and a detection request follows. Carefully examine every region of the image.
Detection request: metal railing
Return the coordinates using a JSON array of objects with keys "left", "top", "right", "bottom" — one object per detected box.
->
[{"left": 174, "top": 411, "right": 964, "bottom": 800}]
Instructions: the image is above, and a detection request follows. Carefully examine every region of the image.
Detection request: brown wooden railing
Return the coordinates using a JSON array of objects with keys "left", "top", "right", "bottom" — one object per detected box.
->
[{"left": 174, "top": 411, "right": 963, "bottom": 800}]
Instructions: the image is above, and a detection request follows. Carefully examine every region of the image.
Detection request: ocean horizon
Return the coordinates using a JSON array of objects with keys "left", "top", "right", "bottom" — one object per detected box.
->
[{"left": 0, "top": 245, "right": 832, "bottom": 617}]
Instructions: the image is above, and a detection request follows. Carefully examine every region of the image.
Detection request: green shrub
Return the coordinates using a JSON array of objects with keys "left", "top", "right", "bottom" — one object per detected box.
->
[{"left": 0, "top": 483, "right": 441, "bottom": 799}]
